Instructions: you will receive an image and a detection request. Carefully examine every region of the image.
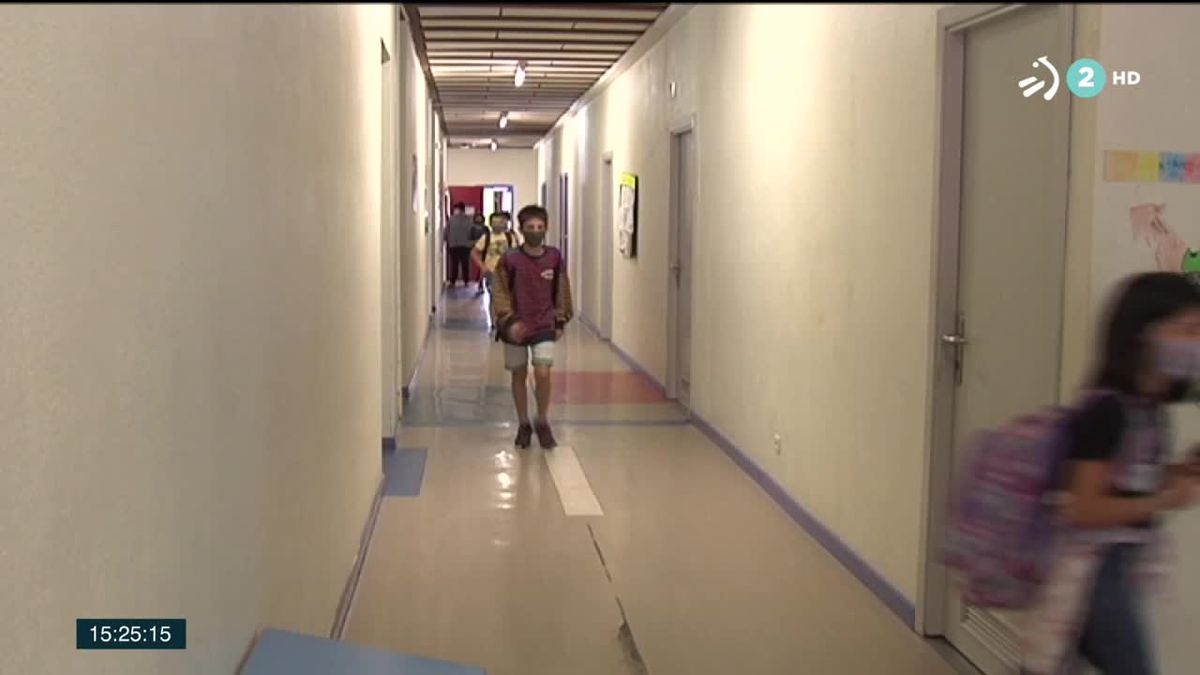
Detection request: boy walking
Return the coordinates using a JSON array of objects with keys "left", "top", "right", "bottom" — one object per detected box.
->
[
  {"left": 490, "top": 205, "right": 574, "bottom": 449},
  {"left": 470, "top": 211, "right": 521, "bottom": 299}
]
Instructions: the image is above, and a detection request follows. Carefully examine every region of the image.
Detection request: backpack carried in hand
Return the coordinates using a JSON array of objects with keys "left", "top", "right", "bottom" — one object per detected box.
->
[{"left": 944, "top": 390, "right": 1113, "bottom": 609}]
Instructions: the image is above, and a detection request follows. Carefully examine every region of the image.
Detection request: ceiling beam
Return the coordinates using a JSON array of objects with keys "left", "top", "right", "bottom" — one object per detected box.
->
[
  {"left": 424, "top": 35, "right": 636, "bottom": 45},
  {"left": 422, "top": 24, "right": 648, "bottom": 34},
  {"left": 418, "top": 3, "right": 667, "bottom": 11},
  {"left": 416, "top": 13, "right": 660, "bottom": 27},
  {"left": 444, "top": 127, "right": 553, "bottom": 136},
  {"left": 427, "top": 54, "right": 619, "bottom": 63},
  {"left": 426, "top": 44, "right": 625, "bottom": 53}
]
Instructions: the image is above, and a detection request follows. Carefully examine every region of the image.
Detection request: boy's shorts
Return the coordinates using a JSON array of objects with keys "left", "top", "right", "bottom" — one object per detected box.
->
[{"left": 504, "top": 341, "right": 555, "bottom": 371}]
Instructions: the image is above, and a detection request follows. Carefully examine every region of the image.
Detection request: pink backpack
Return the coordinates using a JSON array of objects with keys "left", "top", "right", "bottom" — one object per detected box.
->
[{"left": 944, "top": 391, "right": 1114, "bottom": 608}]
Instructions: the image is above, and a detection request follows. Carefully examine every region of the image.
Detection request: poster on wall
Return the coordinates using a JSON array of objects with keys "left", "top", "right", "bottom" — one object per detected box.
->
[{"left": 618, "top": 172, "right": 639, "bottom": 258}]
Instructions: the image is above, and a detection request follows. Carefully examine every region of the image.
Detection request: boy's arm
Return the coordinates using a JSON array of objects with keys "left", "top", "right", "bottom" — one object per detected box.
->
[
  {"left": 556, "top": 268, "right": 574, "bottom": 327},
  {"left": 492, "top": 258, "right": 515, "bottom": 323}
]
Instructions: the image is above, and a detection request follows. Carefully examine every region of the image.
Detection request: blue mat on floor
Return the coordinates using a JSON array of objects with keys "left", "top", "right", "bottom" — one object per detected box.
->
[
  {"left": 242, "top": 629, "right": 485, "bottom": 674},
  {"left": 383, "top": 447, "right": 427, "bottom": 497}
]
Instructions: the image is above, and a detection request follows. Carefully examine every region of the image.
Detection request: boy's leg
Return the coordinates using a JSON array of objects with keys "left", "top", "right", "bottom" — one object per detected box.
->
[
  {"left": 505, "top": 344, "right": 533, "bottom": 447},
  {"left": 531, "top": 342, "right": 557, "bottom": 448},
  {"left": 533, "top": 364, "right": 551, "bottom": 422}
]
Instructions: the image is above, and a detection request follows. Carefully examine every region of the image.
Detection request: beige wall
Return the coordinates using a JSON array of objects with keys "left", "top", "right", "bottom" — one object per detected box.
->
[
  {"left": 397, "top": 23, "right": 436, "bottom": 393},
  {"left": 0, "top": 5, "right": 404, "bottom": 673},
  {"left": 540, "top": 4, "right": 943, "bottom": 601},
  {"left": 447, "top": 148, "right": 540, "bottom": 212}
]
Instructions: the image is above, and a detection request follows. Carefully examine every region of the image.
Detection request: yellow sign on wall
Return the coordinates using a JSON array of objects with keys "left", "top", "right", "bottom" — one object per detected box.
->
[{"left": 618, "top": 172, "right": 639, "bottom": 258}]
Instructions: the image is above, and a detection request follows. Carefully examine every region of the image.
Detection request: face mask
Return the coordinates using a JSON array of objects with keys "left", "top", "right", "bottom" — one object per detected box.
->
[
  {"left": 524, "top": 231, "right": 545, "bottom": 246},
  {"left": 1155, "top": 337, "right": 1200, "bottom": 380}
]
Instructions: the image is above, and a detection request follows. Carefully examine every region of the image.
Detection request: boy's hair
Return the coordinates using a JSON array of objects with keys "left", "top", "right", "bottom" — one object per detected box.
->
[
  {"left": 452, "top": 202, "right": 466, "bottom": 213},
  {"left": 517, "top": 204, "right": 549, "bottom": 228}
]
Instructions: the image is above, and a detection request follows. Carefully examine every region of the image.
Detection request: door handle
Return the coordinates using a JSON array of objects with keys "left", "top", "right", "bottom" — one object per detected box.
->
[{"left": 940, "top": 334, "right": 968, "bottom": 345}]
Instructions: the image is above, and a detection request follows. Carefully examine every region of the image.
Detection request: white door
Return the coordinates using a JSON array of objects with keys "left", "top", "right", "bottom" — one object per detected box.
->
[
  {"left": 600, "top": 157, "right": 615, "bottom": 341},
  {"left": 671, "top": 129, "right": 697, "bottom": 407},
  {"left": 938, "top": 6, "right": 1071, "bottom": 673}
]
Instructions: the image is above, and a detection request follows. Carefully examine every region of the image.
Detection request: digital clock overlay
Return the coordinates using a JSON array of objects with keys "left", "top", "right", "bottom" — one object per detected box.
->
[{"left": 76, "top": 619, "right": 187, "bottom": 650}]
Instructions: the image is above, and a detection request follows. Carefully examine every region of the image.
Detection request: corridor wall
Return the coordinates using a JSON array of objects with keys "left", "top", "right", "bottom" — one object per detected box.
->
[
  {"left": 539, "top": 3, "right": 943, "bottom": 607},
  {"left": 540, "top": 5, "right": 1190, "bottom": 663},
  {"left": 447, "top": 148, "right": 538, "bottom": 210},
  {"left": 0, "top": 5, "right": 406, "bottom": 673},
  {"left": 396, "top": 21, "right": 437, "bottom": 395}
]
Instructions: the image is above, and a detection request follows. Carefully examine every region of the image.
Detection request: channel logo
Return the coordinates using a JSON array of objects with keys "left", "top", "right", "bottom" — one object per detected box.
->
[
  {"left": 1019, "top": 56, "right": 1141, "bottom": 100},
  {"left": 1018, "top": 56, "right": 1060, "bottom": 100},
  {"left": 1017, "top": 56, "right": 1056, "bottom": 99}
]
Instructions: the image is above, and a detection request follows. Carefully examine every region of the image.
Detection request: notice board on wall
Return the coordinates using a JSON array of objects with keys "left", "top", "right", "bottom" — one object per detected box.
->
[{"left": 618, "top": 172, "right": 639, "bottom": 258}]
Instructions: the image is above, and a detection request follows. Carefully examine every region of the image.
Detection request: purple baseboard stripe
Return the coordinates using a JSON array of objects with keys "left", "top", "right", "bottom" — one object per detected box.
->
[
  {"left": 588, "top": 326, "right": 669, "bottom": 399},
  {"left": 580, "top": 313, "right": 916, "bottom": 629},
  {"left": 330, "top": 473, "right": 386, "bottom": 639},
  {"left": 690, "top": 414, "right": 916, "bottom": 628},
  {"left": 578, "top": 314, "right": 604, "bottom": 341},
  {"left": 401, "top": 314, "right": 436, "bottom": 400}
]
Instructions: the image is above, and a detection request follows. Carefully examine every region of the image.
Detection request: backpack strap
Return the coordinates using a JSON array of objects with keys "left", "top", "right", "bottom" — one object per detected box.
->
[
  {"left": 504, "top": 250, "right": 518, "bottom": 314},
  {"left": 550, "top": 248, "right": 563, "bottom": 314}
]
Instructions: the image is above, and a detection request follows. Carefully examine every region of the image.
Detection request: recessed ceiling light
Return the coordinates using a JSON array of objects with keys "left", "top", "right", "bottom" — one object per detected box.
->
[{"left": 514, "top": 62, "right": 527, "bottom": 88}]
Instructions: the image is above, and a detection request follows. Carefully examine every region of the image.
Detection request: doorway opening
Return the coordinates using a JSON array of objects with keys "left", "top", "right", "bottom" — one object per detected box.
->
[{"left": 667, "top": 121, "right": 697, "bottom": 409}]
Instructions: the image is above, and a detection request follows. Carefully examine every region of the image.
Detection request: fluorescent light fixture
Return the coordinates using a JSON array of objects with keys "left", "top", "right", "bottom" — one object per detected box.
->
[
  {"left": 498, "top": 112, "right": 509, "bottom": 129},
  {"left": 490, "top": 139, "right": 498, "bottom": 152},
  {"left": 514, "top": 62, "right": 527, "bottom": 88}
]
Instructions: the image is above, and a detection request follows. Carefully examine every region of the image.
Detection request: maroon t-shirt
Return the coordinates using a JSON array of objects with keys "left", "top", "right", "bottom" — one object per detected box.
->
[{"left": 501, "top": 246, "right": 563, "bottom": 344}]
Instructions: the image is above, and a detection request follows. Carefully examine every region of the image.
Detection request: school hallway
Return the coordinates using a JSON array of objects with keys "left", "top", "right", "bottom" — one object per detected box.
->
[
  {"left": 8, "top": 4, "right": 1200, "bottom": 675},
  {"left": 343, "top": 289, "right": 961, "bottom": 675}
]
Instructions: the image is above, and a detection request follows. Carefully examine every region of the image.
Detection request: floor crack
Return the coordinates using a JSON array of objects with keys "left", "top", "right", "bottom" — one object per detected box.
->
[{"left": 587, "top": 524, "right": 649, "bottom": 675}]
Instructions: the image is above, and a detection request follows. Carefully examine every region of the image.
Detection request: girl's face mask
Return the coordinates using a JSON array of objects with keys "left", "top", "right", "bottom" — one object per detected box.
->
[{"left": 1155, "top": 337, "right": 1200, "bottom": 380}]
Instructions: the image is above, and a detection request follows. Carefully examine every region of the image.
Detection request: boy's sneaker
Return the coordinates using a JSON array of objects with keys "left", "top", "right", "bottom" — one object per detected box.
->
[
  {"left": 515, "top": 423, "right": 533, "bottom": 449},
  {"left": 535, "top": 421, "right": 557, "bottom": 449}
]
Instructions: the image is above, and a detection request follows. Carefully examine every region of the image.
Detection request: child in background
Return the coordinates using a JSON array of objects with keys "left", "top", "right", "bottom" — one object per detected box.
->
[
  {"left": 489, "top": 205, "right": 573, "bottom": 449},
  {"left": 471, "top": 211, "right": 521, "bottom": 299}
]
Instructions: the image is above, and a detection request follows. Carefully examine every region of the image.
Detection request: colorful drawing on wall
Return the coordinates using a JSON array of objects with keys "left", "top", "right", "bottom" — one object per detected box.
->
[
  {"left": 1162, "top": 153, "right": 1188, "bottom": 182},
  {"left": 1106, "top": 151, "right": 1139, "bottom": 182},
  {"left": 1130, "top": 202, "right": 1200, "bottom": 283},
  {"left": 1105, "top": 150, "right": 1200, "bottom": 183},
  {"left": 618, "top": 172, "right": 639, "bottom": 259}
]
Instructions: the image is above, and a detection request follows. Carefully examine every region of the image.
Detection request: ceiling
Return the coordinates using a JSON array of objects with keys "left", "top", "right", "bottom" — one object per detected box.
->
[{"left": 404, "top": 3, "right": 670, "bottom": 149}]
